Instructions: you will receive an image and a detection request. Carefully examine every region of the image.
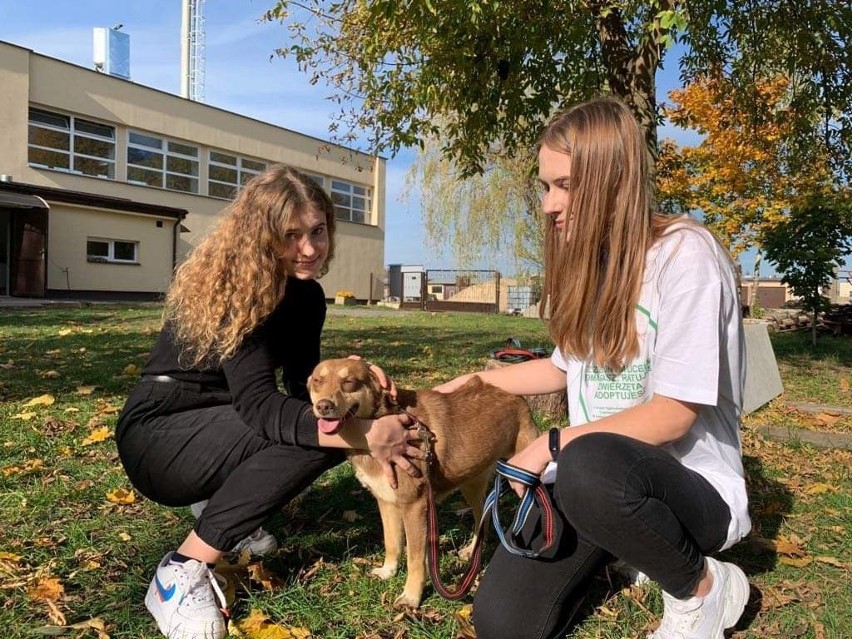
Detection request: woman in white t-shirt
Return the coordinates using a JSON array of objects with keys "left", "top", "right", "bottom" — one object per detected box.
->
[{"left": 435, "top": 97, "right": 751, "bottom": 639}]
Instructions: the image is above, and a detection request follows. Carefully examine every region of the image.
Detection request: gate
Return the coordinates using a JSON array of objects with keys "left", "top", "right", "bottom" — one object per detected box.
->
[{"left": 423, "top": 269, "right": 501, "bottom": 313}]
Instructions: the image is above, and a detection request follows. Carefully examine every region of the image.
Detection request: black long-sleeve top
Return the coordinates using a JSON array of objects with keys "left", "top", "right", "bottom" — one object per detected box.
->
[{"left": 140, "top": 277, "right": 325, "bottom": 446}]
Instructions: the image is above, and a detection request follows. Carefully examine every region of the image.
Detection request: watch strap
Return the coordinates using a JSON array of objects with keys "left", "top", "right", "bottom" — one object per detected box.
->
[{"left": 548, "top": 427, "right": 561, "bottom": 462}]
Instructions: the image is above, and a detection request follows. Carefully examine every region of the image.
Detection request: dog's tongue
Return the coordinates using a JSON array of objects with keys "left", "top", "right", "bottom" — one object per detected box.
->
[{"left": 317, "top": 417, "right": 342, "bottom": 434}]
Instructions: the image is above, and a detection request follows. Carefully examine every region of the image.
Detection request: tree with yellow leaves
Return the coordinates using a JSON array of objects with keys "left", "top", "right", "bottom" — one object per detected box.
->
[{"left": 657, "top": 74, "right": 847, "bottom": 311}]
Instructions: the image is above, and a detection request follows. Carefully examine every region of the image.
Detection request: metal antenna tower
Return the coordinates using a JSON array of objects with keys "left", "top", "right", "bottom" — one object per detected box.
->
[{"left": 180, "top": 0, "right": 206, "bottom": 101}]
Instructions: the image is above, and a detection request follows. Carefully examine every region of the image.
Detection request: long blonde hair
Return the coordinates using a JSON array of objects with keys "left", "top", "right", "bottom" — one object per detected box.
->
[
  {"left": 540, "top": 97, "right": 680, "bottom": 371},
  {"left": 165, "top": 165, "right": 336, "bottom": 367}
]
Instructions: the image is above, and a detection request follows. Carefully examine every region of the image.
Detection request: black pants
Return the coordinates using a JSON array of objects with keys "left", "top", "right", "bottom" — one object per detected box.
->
[
  {"left": 472, "top": 432, "right": 731, "bottom": 639},
  {"left": 116, "top": 381, "right": 344, "bottom": 552}
]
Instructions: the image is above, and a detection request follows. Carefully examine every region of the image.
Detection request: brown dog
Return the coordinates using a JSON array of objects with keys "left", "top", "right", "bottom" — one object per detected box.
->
[{"left": 307, "top": 357, "right": 539, "bottom": 608}]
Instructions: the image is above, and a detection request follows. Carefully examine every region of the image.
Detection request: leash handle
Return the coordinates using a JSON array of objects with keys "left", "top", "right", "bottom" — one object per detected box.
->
[{"left": 486, "top": 460, "right": 558, "bottom": 559}]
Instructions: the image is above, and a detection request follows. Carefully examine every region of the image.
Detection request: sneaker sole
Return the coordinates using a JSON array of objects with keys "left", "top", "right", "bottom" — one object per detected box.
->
[
  {"left": 144, "top": 581, "right": 226, "bottom": 639},
  {"left": 722, "top": 563, "right": 750, "bottom": 631}
]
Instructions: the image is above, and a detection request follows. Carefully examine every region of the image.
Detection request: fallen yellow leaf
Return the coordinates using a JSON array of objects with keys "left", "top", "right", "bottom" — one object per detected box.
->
[
  {"left": 11, "top": 412, "right": 37, "bottom": 420},
  {"left": 0, "top": 552, "right": 22, "bottom": 562},
  {"left": 42, "top": 370, "right": 61, "bottom": 379},
  {"left": 123, "top": 363, "right": 141, "bottom": 377},
  {"left": 2, "top": 459, "right": 44, "bottom": 477},
  {"left": 23, "top": 394, "right": 55, "bottom": 407},
  {"left": 57, "top": 328, "right": 73, "bottom": 336},
  {"left": 106, "top": 488, "right": 136, "bottom": 504},
  {"left": 815, "top": 556, "right": 847, "bottom": 568},
  {"left": 45, "top": 598, "right": 66, "bottom": 626},
  {"left": 804, "top": 483, "right": 836, "bottom": 495},
  {"left": 81, "top": 427, "right": 112, "bottom": 446},
  {"left": 232, "top": 609, "right": 311, "bottom": 638},
  {"left": 64, "top": 407, "right": 81, "bottom": 413},
  {"left": 779, "top": 556, "right": 813, "bottom": 568},
  {"left": 37, "top": 618, "right": 109, "bottom": 639},
  {"left": 28, "top": 576, "right": 65, "bottom": 602},
  {"left": 118, "top": 532, "right": 132, "bottom": 542},
  {"left": 76, "top": 385, "right": 97, "bottom": 395}
]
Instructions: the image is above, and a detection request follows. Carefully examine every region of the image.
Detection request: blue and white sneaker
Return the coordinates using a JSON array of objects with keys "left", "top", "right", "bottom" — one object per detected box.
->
[
  {"left": 190, "top": 501, "right": 278, "bottom": 557},
  {"left": 144, "top": 552, "right": 228, "bottom": 639}
]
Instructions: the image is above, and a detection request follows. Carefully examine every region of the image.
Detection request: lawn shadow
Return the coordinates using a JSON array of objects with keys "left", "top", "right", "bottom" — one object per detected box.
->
[{"left": 720, "top": 453, "right": 795, "bottom": 632}]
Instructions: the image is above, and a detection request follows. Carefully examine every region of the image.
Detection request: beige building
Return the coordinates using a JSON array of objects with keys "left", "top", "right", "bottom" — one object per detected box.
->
[{"left": 0, "top": 40, "right": 386, "bottom": 300}]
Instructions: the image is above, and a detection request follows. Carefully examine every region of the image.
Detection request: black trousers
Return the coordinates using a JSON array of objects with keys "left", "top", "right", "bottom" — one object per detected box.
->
[
  {"left": 472, "top": 432, "right": 731, "bottom": 639},
  {"left": 116, "top": 381, "right": 344, "bottom": 552}
]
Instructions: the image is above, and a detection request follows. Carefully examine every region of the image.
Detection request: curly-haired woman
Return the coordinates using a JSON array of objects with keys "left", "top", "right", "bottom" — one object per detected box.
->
[{"left": 116, "top": 165, "right": 421, "bottom": 639}]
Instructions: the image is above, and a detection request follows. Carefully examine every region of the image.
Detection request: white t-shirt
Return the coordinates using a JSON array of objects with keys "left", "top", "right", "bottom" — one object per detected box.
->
[{"left": 547, "top": 222, "right": 751, "bottom": 550}]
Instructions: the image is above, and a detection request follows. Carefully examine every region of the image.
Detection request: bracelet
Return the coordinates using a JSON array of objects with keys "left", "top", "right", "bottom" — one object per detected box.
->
[{"left": 548, "top": 427, "right": 561, "bottom": 462}]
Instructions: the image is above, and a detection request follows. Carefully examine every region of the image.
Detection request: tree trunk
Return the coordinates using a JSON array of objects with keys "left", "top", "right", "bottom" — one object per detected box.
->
[
  {"left": 590, "top": 0, "right": 674, "bottom": 172},
  {"left": 749, "top": 251, "right": 762, "bottom": 316},
  {"left": 812, "top": 309, "right": 818, "bottom": 346}
]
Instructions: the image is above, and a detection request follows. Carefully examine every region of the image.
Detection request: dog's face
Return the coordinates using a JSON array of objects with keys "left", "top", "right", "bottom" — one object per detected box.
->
[{"left": 308, "top": 358, "right": 388, "bottom": 434}]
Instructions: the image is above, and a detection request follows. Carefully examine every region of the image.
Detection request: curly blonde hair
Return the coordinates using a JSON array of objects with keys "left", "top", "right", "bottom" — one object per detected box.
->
[{"left": 165, "top": 164, "right": 336, "bottom": 367}]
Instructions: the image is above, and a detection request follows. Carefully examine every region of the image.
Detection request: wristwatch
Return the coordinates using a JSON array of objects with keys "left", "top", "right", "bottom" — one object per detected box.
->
[{"left": 548, "top": 427, "right": 561, "bottom": 462}]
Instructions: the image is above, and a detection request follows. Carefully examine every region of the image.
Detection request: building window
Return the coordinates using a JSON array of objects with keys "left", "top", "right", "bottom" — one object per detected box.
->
[
  {"left": 28, "top": 107, "right": 116, "bottom": 179},
  {"left": 128, "top": 131, "right": 199, "bottom": 193},
  {"left": 207, "top": 151, "right": 266, "bottom": 199},
  {"left": 330, "top": 180, "right": 372, "bottom": 224},
  {"left": 87, "top": 238, "right": 138, "bottom": 263}
]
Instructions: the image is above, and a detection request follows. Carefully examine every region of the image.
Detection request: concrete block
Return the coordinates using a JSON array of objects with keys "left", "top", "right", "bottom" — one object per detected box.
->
[{"left": 742, "top": 322, "right": 784, "bottom": 415}]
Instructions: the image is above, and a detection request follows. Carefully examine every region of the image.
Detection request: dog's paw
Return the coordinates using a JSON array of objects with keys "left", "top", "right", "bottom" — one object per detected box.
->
[
  {"left": 393, "top": 591, "right": 422, "bottom": 609},
  {"left": 370, "top": 565, "right": 397, "bottom": 581}
]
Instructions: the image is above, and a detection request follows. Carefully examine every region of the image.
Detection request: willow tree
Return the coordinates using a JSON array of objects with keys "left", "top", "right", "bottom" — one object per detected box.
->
[{"left": 265, "top": 0, "right": 850, "bottom": 264}]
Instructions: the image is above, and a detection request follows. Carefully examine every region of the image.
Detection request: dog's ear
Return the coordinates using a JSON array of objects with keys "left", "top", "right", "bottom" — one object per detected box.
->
[{"left": 380, "top": 388, "right": 398, "bottom": 415}]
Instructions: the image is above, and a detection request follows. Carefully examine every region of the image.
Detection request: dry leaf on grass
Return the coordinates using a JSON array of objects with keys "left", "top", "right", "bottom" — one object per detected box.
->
[
  {"left": 81, "top": 428, "right": 112, "bottom": 446},
  {"left": 779, "top": 556, "right": 813, "bottom": 568},
  {"left": 230, "top": 608, "right": 311, "bottom": 638},
  {"left": 23, "top": 394, "right": 55, "bottom": 407},
  {"left": 11, "top": 412, "right": 37, "bottom": 421},
  {"left": 105, "top": 488, "right": 136, "bottom": 504},
  {"left": 28, "top": 576, "right": 65, "bottom": 602},
  {"left": 36, "top": 617, "right": 110, "bottom": 639},
  {"left": 2, "top": 459, "right": 44, "bottom": 477},
  {"left": 75, "top": 385, "right": 97, "bottom": 395},
  {"left": 122, "top": 364, "right": 141, "bottom": 377}
]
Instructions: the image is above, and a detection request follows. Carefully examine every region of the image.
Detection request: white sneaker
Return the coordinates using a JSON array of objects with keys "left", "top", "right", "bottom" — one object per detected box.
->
[
  {"left": 648, "top": 557, "right": 749, "bottom": 639},
  {"left": 145, "top": 552, "right": 229, "bottom": 639},
  {"left": 611, "top": 559, "right": 651, "bottom": 585},
  {"left": 190, "top": 500, "right": 278, "bottom": 557},
  {"left": 231, "top": 527, "right": 279, "bottom": 556}
]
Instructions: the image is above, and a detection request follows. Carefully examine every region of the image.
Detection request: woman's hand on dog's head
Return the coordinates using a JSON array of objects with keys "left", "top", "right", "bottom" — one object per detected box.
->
[{"left": 347, "top": 354, "right": 398, "bottom": 400}]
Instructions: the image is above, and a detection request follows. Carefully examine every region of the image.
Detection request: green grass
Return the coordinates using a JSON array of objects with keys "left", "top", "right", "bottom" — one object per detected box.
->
[{"left": 1, "top": 305, "right": 850, "bottom": 638}]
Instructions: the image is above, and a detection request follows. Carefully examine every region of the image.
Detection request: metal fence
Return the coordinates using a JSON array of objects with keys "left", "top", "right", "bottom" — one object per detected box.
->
[{"left": 393, "top": 269, "right": 500, "bottom": 313}]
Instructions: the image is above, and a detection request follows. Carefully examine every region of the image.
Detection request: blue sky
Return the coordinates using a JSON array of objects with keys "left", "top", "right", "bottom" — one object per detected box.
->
[{"left": 3, "top": 0, "right": 775, "bottom": 276}]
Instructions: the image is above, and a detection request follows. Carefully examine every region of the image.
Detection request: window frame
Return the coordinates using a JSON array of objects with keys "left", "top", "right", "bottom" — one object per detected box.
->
[
  {"left": 86, "top": 238, "right": 139, "bottom": 264},
  {"left": 127, "top": 130, "right": 200, "bottom": 194},
  {"left": 28, "top": 107, "right": 116, "bottom": 179},
  {"left": 207, "top": 150, "right": 267, "bottom": 199},
  {"left": 330, "top": 179, "right": 372, "bottom": 224}
]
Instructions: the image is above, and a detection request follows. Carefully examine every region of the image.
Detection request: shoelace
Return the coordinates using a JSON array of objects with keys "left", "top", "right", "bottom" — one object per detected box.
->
[
  {"left": 208, "top": 569, "right": 230, "bottom": 618},
  {"left": 182, "top": 561, "right": 230, "bottom": 618}
]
